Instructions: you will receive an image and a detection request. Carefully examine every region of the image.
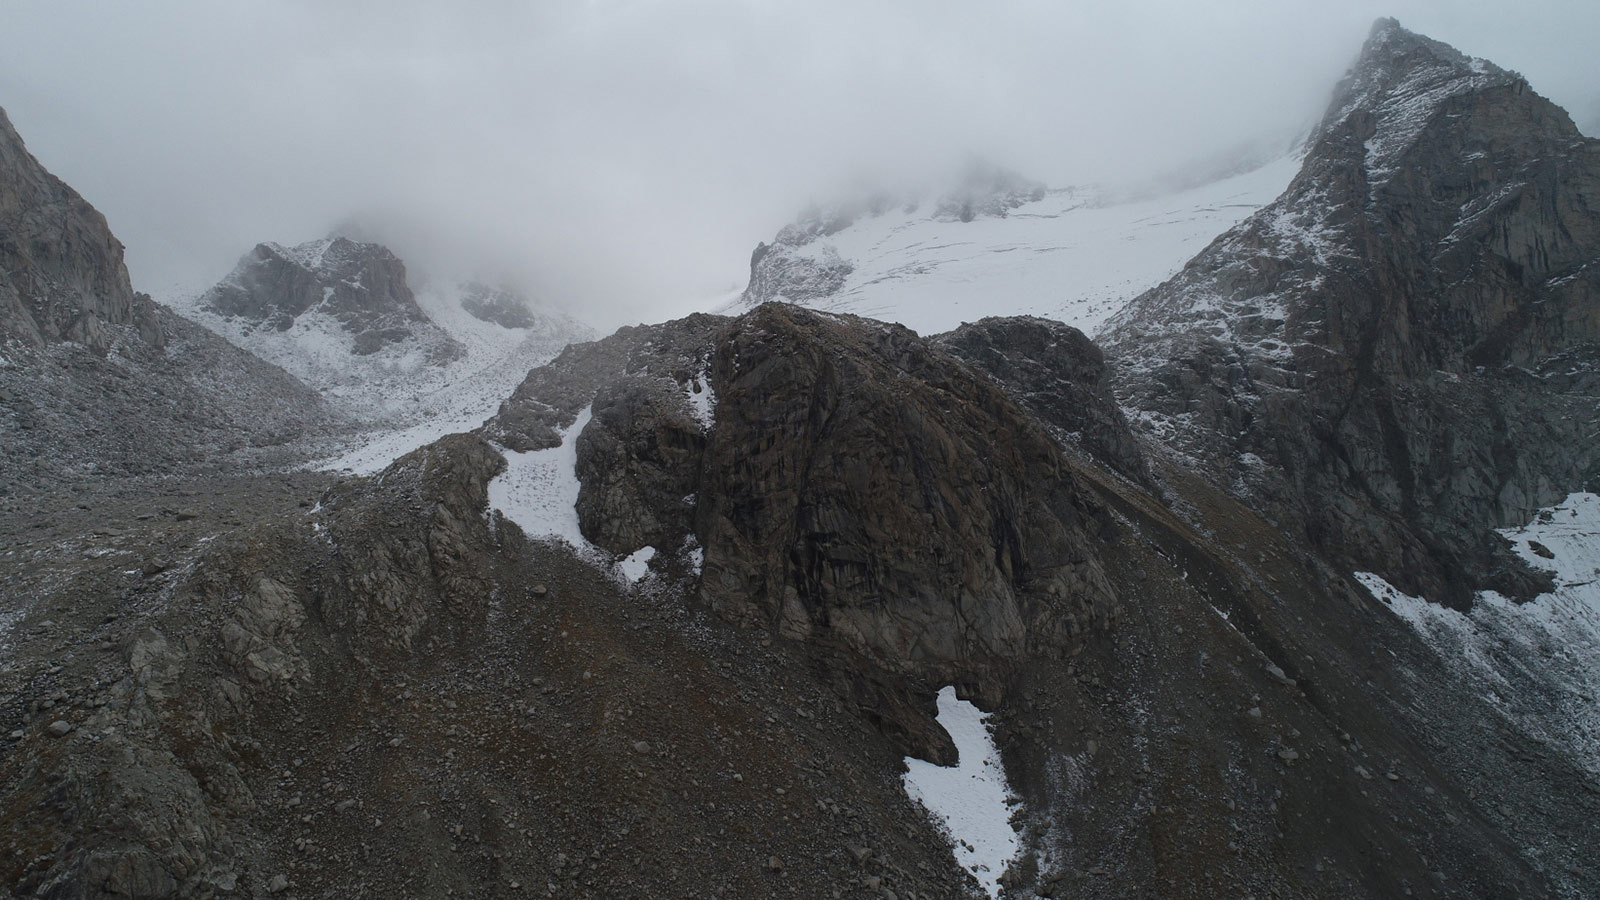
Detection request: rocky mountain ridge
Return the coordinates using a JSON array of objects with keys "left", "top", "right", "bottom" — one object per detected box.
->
[
  {"left": 1104, "top": 17, "right": 1600, "bottom": 608},
  {"left": 2, "top": 17, "right": 1599, "bottom": 900},
  {"left": 199, "top": 236, "right": 465, "bottom": 360},
  {"left": 0, "top": 106, "right": 339, "bottom": 494}
]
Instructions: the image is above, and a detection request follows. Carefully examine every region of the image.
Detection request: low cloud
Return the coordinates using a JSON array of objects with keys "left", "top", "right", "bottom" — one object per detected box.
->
[{"left": 2, "top": 0, "right": 1595, "bottom": 329}]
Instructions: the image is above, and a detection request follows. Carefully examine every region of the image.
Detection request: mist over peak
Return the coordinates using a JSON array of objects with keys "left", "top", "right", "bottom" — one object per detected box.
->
[{"left": 1, "top": 3, "right": 1596, "bottom": 331}]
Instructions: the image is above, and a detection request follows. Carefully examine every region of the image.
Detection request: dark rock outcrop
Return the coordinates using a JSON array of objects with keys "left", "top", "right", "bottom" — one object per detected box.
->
[
  {"left": 1104, "top": 18, "right": 1600, "bottom": 607},
  {"left": 937, "top": 316, "right": 1149, "bottom": 484},
  {"left": 489, "top": 305, "right": 1121, "bottom": 761},
  {"left": 695, "top": 306, "right": 1117, "bottom": 686},
  {"left": 0, "top": 106, "right": 162, "bottom": 354}
]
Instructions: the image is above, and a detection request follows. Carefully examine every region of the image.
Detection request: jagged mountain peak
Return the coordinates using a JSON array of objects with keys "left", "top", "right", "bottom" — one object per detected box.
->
[
  {"left": 1314, "top": 19, "right": 1571, "bottom": 189},
  {"left": 259, "top": 235, "right": 397, "bottom": 274},
  {"left": 199, "top": 235, "right": 454, "bottom": 357},
  {"left": 1105, "top": 20, "right": 1600, "bottom": 609}
]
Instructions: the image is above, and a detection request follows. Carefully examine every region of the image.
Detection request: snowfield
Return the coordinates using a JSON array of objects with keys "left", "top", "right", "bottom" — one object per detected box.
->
[
  {"left": 172, "top": 274, "right": 591, "bottom": 475},
  {"left": 734, "top": 154, "right": 1302, "bottom": 338},
  {"left": 1358, "top": 492, "right": 1600, "bottom": 777},
  {"left": 486, "top": 406, "right": 659, "bottom": 585},
  {"left": 488, "top": 405, "right": 599, "bottom": 558},
  {"left": 902, "top": 686, "right": 1020, "bottom": 898}
]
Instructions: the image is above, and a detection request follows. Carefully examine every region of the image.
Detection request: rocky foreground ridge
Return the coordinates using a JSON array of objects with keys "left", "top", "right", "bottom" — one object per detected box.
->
[{"left": 1, "top": 17, "right": 1598, "bottom": 900}]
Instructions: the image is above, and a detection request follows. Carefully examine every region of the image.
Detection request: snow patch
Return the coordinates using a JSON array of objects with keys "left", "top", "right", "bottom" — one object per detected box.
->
[
  {"left": 684, "top": 373, "right": 716, "bottom": 431},
  {"left": 1357, "top": 492, "right": 1600, "bottom": 776},
  {"left": 488, "top": 406, "right": 601, "bottom": 560},
  {"left": 619, "top": 546, "right": 656, "bottom": 582},
  {"left": 902, "top": 686, "right": 1020, "bottom": 897}
]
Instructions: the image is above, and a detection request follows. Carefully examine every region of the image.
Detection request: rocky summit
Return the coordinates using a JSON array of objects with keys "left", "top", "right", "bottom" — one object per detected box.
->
[
  {"left": 1104, "top": 17, "right": 1600, "bottom": 609},
  {"left": 2, "top": 17, "right": 1599, "bottom": 900},
  {"left": 200, "top": 237, "right": 464, "bottom": 360}
]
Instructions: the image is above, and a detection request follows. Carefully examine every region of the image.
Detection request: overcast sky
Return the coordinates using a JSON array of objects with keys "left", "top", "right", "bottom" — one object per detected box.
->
[{"left": 1, "top": 1, "right": 1595, "bottom": 329}]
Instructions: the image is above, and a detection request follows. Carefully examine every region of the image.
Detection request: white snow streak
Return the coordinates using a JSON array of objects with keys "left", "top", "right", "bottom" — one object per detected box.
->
[
  {"left": 902, "top": 686, "right": 1019, "bottom": 898},
  {"left": 684, "top": 374, "right": 716, "bottom": 431},
  {"left": 1358, "top": 492, "right": 1600, "bottom": 776},
  {"left": 317, "top": 411, "right": 489, "bottom": 475}
]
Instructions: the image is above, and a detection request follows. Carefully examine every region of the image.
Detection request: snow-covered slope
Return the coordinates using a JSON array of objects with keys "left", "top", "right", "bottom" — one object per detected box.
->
[
  {"left": 731, "top": 154, "right": 1301, "bottom": 337},
  {"left": 1358, "top": 492, "right": 1600, "bottom": 778},
  {"left": 174, "top": 238, "right": 593, "bottom": 472},
  {"left": 308, "top": 284, "right": 593, "bottom": 473},
  {"left": 902, "top": 687, "right": 1019, "bottom": 899}
]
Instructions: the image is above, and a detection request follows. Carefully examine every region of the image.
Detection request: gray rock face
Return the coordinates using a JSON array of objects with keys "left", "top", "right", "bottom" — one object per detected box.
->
[
  {"left": 201, "top": 237, "right": 463, "bottom": 360},
  {"left": 0, "top": 106, "right": 162, "bottom": 354},
  {"left": 0, "top": 109, "right": 337, "bottom": 493},
  {"left": 1104, "top": 18, "right": 1600, "bottom": 606},
  {"left": 459, "top": 281, "right": 539, "bottom": 329},
  {"left": 936, "top": 316, "right": 1149, "bottom": 485}
]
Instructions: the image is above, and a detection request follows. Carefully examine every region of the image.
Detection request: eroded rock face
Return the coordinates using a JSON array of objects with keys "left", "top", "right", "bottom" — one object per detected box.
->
[
  {"left": 0, "top": 106, "right": 162, "bottom": 354},
  {"left": 459, "top": 281, "right": 537, "bottom": 329},
  {"left": 1104, "top": 18, "right": 1600, "bottom": 606},
  {"left": 696, "top": 306, "right": 1117, "bottom": 685},
  {"left": 937, "top": 316, "right": 1149, "bottom": 485},
  {"left": 487, "top": 304, "right": 1121, "bottom": 760},
  {"left": 201, "top": 237, "right": 463, "bottom": 360}
]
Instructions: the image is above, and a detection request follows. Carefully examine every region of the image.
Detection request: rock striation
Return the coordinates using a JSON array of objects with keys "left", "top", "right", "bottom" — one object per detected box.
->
[{"left": 1104, "top": 18, "right": 1600, "bottom": 607}]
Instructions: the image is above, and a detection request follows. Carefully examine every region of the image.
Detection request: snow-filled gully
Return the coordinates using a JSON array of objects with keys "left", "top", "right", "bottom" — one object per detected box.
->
[
  {"left": 902, "top": 686, "right": 1020, "bottom": 898},
  {"left": 486, "top": 405, "right": 656, "bottom": 584}
]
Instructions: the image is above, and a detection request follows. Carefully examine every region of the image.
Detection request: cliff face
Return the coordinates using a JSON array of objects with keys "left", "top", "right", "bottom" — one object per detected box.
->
[
  {"left": 486, "top": 305, "right": 1128, "bottom": 760},
  {"left": 1104, "top": 19, "right": 1600, "bottom": 607},
  {"left": 0, "top": 105, "right": 335, "bottom": 491},
  {"left": 0, "top": 107, "right": 161, "bottom": 354}
]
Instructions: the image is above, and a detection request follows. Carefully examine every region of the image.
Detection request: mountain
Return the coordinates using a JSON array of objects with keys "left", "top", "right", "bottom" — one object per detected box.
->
[
  {"left": 734, "top": 152, "right": 1301, "bottom": 337},
  {"left": 0, "top": 106, "right": 337, "bottom": 494},
  {"left": 1104, "top": 18, "right": 1600, "bottom": 609},
  {"left": 0, "top": 108, "right": 163, "bottom": 354},
  {"left": 10, "top": 299, "right": 1593, "bottom": 898},
  {"left": 4, "top": 19, "right": 1600, "bottom": 900},
  {"left": 179, "top": 239, "right": 593, "bottom": 469}
]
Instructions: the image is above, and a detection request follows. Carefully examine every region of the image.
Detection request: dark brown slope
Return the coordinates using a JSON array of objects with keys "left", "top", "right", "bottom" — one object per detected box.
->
[
  {"left": 1103, "top": 18, "right": 1600, "bottom": 608},
  {"left": 3, "top": 303, "right": 1594, "bottom": 899}
]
